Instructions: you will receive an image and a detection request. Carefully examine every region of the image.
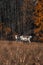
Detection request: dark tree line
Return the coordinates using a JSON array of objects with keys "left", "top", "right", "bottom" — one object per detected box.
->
[
  {"left": 0, "top": 0, "right": 43, "bottom": 42},
  {"left": 0, "top": 0, "right": 37, "bottom": 40}
]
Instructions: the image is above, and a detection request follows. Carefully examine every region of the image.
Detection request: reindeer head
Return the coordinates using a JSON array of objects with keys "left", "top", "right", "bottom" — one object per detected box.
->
[{"left": 29, "top": 36, "right": 32, "bottom": 38}]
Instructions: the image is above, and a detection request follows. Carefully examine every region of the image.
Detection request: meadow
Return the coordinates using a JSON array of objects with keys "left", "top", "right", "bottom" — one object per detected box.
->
[{"left": 0, "top": 41, "right": 43, "bottom": 65}]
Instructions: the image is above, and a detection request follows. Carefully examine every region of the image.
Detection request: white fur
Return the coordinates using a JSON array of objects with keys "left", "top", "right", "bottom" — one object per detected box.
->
[
  {"left": 20, "top": 36, "right": 27, "bottom": 41},
  {"left": 27, "top": 36, "right": 32, "bottom": 43},
  {"left": 15, "top": 35, "right": 18, "bottom": 40},
  {"left": 20, "top": 35, "right": 32, "bottom": 43},
  {"left": 15, "top": 35, "right": 32, "bottom": 43}
]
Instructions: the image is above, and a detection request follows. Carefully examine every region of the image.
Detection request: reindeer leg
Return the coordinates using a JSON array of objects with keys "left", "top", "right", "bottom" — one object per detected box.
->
[{"left": 28, "top": 38, "right": 31, "bottom": 43}]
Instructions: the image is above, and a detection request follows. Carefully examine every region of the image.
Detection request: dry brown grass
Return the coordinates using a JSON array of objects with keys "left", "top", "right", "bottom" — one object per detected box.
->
[{"left": 0, "top": 41, "right": 43, "bottom": 65}]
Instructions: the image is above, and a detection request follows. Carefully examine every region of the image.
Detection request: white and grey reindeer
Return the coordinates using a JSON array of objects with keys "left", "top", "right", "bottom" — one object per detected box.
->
[
  {"left": 15, "top": 35, "right": 20, "bottom": 41},
  {"left": 20, "top": 35, "right": 32, "bottom": 43},
  {"left": 15, "top": 35, "right": 32, "bottom": 43}
]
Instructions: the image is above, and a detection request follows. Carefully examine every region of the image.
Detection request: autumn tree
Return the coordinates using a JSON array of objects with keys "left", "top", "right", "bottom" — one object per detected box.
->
[{"left": 33, "top": 0, "right": 43, "bottom": 41}]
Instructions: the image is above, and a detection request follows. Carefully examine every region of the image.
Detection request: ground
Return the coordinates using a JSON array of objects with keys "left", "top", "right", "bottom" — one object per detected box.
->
[{"left": 0, "top": 41, "right": 43, "bottom": 65}]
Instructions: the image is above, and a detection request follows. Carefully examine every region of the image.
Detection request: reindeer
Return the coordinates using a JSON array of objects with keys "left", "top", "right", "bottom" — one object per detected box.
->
[
  {"left": 15, "top": 34, "right": 20, "bottom": 41},
  {"left": 20, "top": 35, "right": 32, "bottom": 43}
]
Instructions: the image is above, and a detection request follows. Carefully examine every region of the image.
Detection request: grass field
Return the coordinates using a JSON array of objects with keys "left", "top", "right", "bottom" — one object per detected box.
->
[{"left": 0, "top": 41, "right": 43, "bottom": 65}]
